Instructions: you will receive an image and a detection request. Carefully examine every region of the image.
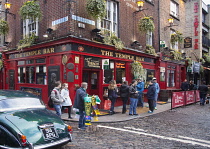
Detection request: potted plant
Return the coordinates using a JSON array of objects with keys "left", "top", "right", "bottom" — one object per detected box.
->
[
  {"left": 170, "top": 31, "right": 183, "bottom": 46},
  {"left": 19, "top": 1, "right": 42, "bottom": 20},
  {"left": 138, "top": 16, "right": 155, "bottom": 33},
  {"left": 170, "top": 50, "right": 182, "bottom": 60},
  {"left": 17, "top": 33, "right": 38, "bottom": 50},
  {"left": 86, "top": 0, "right": 106, "bottom": 20},
  {"left": 130, "top": 61, "right": 143, "bottom": 79},
  {"left": 0, "top": 19, "right": 9, "bottom": 35},
  {"left": 145, "top": 45, "right": 157, "bottom": 56}
]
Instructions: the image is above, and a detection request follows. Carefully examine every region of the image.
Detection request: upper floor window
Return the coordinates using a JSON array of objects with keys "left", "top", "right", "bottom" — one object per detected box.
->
[
  {"left": 170, "top": 1, "right": 179, "bottom": 18},
  {"left": 23, "top": 18, "right": 38, "bottom": 37},
  {"left": 146, "top": 31, "right": 153, "bottom": 46},
  {"left": 101, "top": 1, "right": 118, "bottom": 35}
]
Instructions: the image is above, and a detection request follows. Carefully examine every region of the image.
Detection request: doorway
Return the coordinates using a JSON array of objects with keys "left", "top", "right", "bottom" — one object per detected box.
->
[{"left": 83, "top": 70, "right": 100, "bottom": 95}]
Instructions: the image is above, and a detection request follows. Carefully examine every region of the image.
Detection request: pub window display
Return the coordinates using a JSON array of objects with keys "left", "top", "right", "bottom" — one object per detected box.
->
[
  {"left": 167, "top": 70, "right": 175, "bottom": 87},
  {"left": 116, "top": 62, "right": 125, "bottom": 84},
  {"left": 103, "top": 61, "right": 114, "bottom": 84},
  {"left": 17, "top": 59, "right": 46, "bottom": 85}
]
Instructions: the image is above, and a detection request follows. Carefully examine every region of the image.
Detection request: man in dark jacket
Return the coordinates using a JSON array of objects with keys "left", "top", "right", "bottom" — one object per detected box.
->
[
  {"left": 198, "top": 81, "right": 208, "bottom": 106},
  {"left": 120, "top": 81, "right": 129, "bottom": 114},
  {"left": 73, "top": 82, "right": 88, "bottom": 130},
  {"left": 181, "top": 79, "right": 189, "bottom": 91},
  {"left": 147, "top": 81, "right": 156, "bottom": 113}
]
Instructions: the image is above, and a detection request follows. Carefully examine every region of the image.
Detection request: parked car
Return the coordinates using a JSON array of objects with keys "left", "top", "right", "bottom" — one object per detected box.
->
[{"left": 0, "top": 90, "right": 72, "bottom": 149}]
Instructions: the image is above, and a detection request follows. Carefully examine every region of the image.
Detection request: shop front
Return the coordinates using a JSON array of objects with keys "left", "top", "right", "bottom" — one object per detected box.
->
[{"left": 3, "top": 36, "right": 158, "bottom": 109}]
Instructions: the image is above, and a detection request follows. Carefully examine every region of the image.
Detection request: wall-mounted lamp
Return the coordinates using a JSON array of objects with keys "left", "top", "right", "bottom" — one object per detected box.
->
[
  {"left": 131, "top": 41, "right": 142, "bottom": 49},
  {"left": 43, "top": 28, "right": 54, "bottom": 38},
  {"left": 164, "top": 18, "right": 178, "bottom": 30},
  {"left": 134, "top": 1, "right": 148, "bottom": 13},
  {"left": 92, "top": 28, "right": 104, "bottom": 41},
  {"left": 1, "top": 1, "right": 16, "bottom": 19}
]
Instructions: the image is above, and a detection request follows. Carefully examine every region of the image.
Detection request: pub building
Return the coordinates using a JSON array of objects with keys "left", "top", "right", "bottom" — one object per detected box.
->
[{"left": 1, "top": 36, "right": 187, "bottom": 109}]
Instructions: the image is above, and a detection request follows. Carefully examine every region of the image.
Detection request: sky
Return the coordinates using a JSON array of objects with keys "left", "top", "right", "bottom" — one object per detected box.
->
[{"left": 203, "top": 0, "right": 210, "bottom": 5}]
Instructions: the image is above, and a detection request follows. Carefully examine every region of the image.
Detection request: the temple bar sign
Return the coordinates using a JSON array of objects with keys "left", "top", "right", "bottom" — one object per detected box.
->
[{"left": 84, "top": 56, "right": 100, "bottom": 69}]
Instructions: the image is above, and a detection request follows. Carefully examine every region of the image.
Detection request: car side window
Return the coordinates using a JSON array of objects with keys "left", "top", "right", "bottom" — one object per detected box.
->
[{"left": 0, "top": 126, "right": 21, "bottom": 147}]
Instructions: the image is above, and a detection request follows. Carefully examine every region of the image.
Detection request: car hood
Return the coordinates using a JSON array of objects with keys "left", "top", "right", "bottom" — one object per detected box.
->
[{"left": 4, "top": 109, "right": 67, "bottom": 145}]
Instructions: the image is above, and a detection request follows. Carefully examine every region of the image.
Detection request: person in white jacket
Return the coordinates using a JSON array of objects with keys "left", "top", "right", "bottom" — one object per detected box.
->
[{"left": 61, "top": 83, "right": 73, "bottom": 119}]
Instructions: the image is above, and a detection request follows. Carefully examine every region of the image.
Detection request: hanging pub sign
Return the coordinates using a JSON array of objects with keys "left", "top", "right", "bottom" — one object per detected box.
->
[
  {"left": 184, "top": 37, "right": 192, "bottom": 48},
  {"left": 84, "top": 56, "right": 100, "bottom": 69}
]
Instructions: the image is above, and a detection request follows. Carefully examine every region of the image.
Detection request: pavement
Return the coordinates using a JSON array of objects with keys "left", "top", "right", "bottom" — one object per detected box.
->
[{"left": 61, "top": 101, "right": 171, "bottom": 123}]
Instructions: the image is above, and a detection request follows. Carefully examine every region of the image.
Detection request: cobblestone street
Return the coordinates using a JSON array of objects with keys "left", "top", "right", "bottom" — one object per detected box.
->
[{"left": 63, "top": 103, "right": 210, "bottom": 149}]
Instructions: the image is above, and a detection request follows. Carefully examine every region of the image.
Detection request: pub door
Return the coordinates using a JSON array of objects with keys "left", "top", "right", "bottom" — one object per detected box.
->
[{"left": 82, "top": 70, "right": 100, "bottom": 96}]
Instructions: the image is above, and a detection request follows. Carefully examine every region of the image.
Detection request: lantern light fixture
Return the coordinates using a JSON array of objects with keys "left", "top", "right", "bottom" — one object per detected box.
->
[
  {"left": 134, "top": 1, "right": 148, "bottom": 13},
  {"left": 164, "top": 18, "right": 178, "bottom": 30}
]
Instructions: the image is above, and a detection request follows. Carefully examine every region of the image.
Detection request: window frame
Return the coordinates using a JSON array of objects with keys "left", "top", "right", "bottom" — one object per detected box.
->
[
  {"left": 100, "top": 0, "right": 118, "bottom": 35},
  {"left": 146, "top": 31, "right": 153, "bottom": 46},
  {"left": 23, "top": 18, "right": 38, "bottom": 37},
  {"left": 170, "top": 1, "right": 179, "bottom": 18}
]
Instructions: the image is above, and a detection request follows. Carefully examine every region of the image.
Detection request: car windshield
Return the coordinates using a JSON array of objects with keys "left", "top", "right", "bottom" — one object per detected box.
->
[{"left": 0, "top": 97, "right": 45, "bottom": 112}]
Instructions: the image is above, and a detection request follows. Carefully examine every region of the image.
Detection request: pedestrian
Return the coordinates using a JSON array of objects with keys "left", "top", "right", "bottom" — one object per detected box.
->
[
  {"left": 61, "top": 83, "right": 73, "bottom": 119},
  {"left": 153, "top": 77, "right": 160, "bottom": 110},
  {"left": 198, "top": 81, "right": 208, "bottom": 106},
  {"left": 73, "top": 82, "right": 88, "bottom": 130},
  {"left": 181, "top": 79, "right": 189, "bottom": 91},
  {"left": 129, "top": 80, "right": 139, "bottom": 116},
  {"left": 136, "top": 78, "right": 145, "bottom": 107},
  {"left": 108, "top": 80, "right": 118, "bottom": 115},
  {"left": 189, "top": 80, "right": 197, "bottom": 90},
  {"left": 51, "top": 81, "right": 64, "bottom": 117},
  {"left": 147, "top": 80, "right": 156, "bottom": 113},
  {"left": 120, "top": 81, "right": 129, "bottom": 114}
]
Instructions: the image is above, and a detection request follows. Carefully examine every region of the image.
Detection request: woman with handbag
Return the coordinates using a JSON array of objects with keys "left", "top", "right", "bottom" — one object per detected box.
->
[
  {"left": 129, "top": 80, "right": 139, "bottom": 116},
  {"left": 108, "top": 80, "right": 118, "bottom": 115},
  {"left": 61, "top": 83, "right": 73, "bottom": 119}
]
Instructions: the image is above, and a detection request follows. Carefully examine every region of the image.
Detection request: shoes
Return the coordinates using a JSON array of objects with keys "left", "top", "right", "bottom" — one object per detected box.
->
[
  {"left": 78, "top": 127, "right": 86, "bottom": 130},
  {"left": 122, "top": 112, "right": 126, "bottom": 114},
  {"left": 110, "top": 111, "right": 116, "bottom": 115},
  {"left": 68, "top": 117, "right": 73, "bottom": 119},
  {"left": 148, "top": 110, "right": 153, "bottom": 113},
  {"left": 154, "top": 107, "right": 157, "bottom": 110},
  {"left": 133, "top": 114, "right": 138, "bottom": 116},
  {"left": 129, "top": 114, "right": 133, "bottom": 116}
]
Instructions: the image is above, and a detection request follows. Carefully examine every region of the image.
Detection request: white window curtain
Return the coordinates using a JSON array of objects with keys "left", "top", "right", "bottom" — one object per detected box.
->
[{"left": 146, "top": 31, "right": 153, "bottom": 46}]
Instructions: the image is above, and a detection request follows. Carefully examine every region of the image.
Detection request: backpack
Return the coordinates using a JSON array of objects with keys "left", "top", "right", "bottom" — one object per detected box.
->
[{"left": 48, "top": 90, "right": 57, "bottom": 108}]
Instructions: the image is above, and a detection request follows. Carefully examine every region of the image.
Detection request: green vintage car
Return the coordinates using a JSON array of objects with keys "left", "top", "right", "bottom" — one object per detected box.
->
[{"left": 0, "top": 90, "right": 72, "bottom": 149}]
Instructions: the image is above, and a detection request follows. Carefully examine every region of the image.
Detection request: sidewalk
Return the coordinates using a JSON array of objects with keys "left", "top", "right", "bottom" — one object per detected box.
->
[{"left": 61, "top": 102, "right": 171, "bottom": 123}]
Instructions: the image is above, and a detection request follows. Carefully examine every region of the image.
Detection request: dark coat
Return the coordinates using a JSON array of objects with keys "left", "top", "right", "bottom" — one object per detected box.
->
[
  {"left": 147, "top": 83, "right": 156, "bottom": 100},
  {"left": 198, "top": 85, "right": 208, "bottom": 95},
  {"left": 129, "top": 85, "right": 138, "bottom": 98},
  {"left": 181, "top": 82, "right": 189, "bottom": 91},
  {"left": 120, "top": 84, "right": 129, "bottom": 98},
  {"left": 73, "top": 87, "right": 87, "bottom": 111},
  {"left": 108, "top": 87, "right": 118, "bottom": 99}
]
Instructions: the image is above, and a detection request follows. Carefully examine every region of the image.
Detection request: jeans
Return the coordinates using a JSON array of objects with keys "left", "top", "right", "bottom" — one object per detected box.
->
[
  {"left": 138, "top": 92, "right": 144, "bottom": 107},
  {"left": 121, "top": 97, "right": 128, "bottom": 113},
  {"left": 200, "top": 94, "right": 207, "bottom": 105},
  {"left": 154, "top": 93, "right": 159, "bottom": 108},
  {"left": 148, "top": 99, "right": 154, "bottom": 112},
  {"left": 110, "top": 97, "right": 116, "bottom": 112},
  {"left": 129, "top": 98, "right": 138, "bottom": 115},
  {"left": 78, "top": 109, "right": 86, "bottom": 128},
  {"left": 54, "top": 104, "right": 62, "bottom": 117}
]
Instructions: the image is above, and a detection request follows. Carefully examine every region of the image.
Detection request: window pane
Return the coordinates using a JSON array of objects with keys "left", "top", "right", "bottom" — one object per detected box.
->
[
  {"left": 103, "top": 61, "right": 114, "bottom": 84},
  {"left": 36, "top": 65, "right": 46, "bottom": 85},
  {"left": 18, "top": 67, "right": 25, "bottom": 83},
  {"left": 116, "top": 62, "right": 125, "bottom": 84},
  {"left": 26, "top": 66, "right": 35, "bottom": 83},
  {"left": 36, "top": 58, "right": 45, "bottom": 63},
  {"left": 18, "top": 61, "right": 25, "bottom": 65},
  {"left": 26, "top": 60, "right": 34, "bottom": 64}
]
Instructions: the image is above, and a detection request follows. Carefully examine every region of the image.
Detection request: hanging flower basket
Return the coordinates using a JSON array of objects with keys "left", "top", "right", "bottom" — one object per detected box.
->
[
  {"left": 138, "top": 16, "right": 155, "bottom": 33},
  {"left": 170, "top": 50, "right": 182, "bottom": 60},
  {"left": 0, "top": 19, "right": 9, "bottom": 35},
  {"left": 130, "top": 61, "right": 143, "bottom": 79},
  {"left": 0, "top": 59, "right": 3, "bottom": 69},
  {"left": 170, "top": 31, "right": 183, "bottom": 46},
  {"left": 19, "top": 1, "right": 42, "bottom": 20},
  {"left": 86, "top": 0, "right": 106, "bottom": 20}
]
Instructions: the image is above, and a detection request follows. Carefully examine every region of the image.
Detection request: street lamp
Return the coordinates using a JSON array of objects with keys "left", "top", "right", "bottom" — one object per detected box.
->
[
  {"left": 164, "top": 18, "right": 178, "bottom": 30},
  {"left": 1, "top": 1, "right": 16, "bottom": 20},
  {"left": 135, "top": 1, "right": 148, "bottom": 13}
]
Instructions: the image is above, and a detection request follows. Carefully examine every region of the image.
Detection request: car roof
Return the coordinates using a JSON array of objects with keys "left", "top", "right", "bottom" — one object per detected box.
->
[{"left": 0, "top": 90, "right": 38, "bottom": 99}]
